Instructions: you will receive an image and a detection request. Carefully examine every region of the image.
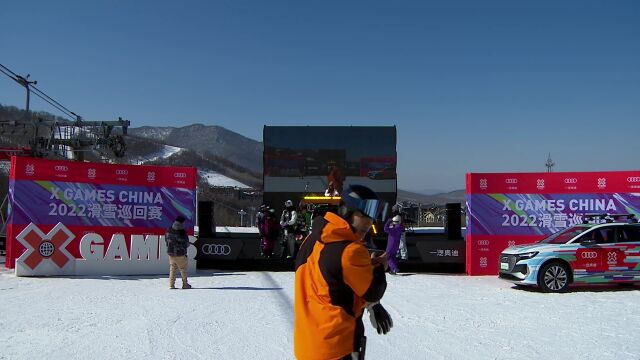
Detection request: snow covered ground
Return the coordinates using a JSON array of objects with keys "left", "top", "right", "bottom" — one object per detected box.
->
[
  {"left": 1, "top": 255, "right": 639, "bottom": 360},
  {"left": 131, "top": 144, "right": 184, "bottom": 165},
  {"left": 199, "top": 169, "right": 251, "bottom": 189}
]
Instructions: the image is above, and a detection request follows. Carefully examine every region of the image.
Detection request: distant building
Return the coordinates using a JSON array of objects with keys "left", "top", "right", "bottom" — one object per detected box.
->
[{"left": 422, "top": 212, "right": 435, "bottom": 223}]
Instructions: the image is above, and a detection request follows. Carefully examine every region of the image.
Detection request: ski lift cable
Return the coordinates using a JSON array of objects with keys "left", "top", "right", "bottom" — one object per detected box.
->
[
  {"left": 28, "top": 87, "right": 77, "bottom": 120},
  {"left": 29, "top": 85, "right": 78, "bottom": 119},
  {"left": 0, "top": 66, "right": 72, "bottom": 119},
  {"left": 0, "top": 63, "right": 78, "bottom": 121},
  {"left": 0, "top": 63, "right": 19, "bottom": 78}
]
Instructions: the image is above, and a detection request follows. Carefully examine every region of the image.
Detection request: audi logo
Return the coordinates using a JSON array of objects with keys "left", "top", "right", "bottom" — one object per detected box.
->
[
  {"left": 174, "top": 173, "right": 187, "bottom": 178},
  {"left": 201, "top": 244, "right": 231, "bottom": 256},
  {"left": 477, "top": 240, "right": 490, "bottom": 246},
  {"left": 581, "top": 251, "right": 598, "bottom": 259},
  {"left": 54, "top": 165, "right": 68, "bottom": 171},
  {"left": 115, "top": 170, "right": 128, "bottom": 175},
  {"left": 505, "top": 178, "right": 518, "bottom": 184},
  {"left": 628, "top": 177, "right": 640, "bottom": 183},
  {"left": 564, "top": 178, "right": 578, "bottom": 184}
]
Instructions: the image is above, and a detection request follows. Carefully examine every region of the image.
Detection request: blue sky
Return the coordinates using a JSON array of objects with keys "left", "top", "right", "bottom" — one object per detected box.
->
[{"left": 1, "top": 1, "right": 638, "bottom": 193}]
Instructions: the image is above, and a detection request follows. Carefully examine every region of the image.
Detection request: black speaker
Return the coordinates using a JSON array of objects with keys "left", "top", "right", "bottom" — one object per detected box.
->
[
  {"left": 445, "top": 203, "right": 462, "bottom": 240},
  {"left": 198, "top": 201, "right": 215, "bottom": 238}
]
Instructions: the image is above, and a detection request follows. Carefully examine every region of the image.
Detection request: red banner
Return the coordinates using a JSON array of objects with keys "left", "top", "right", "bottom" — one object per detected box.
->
[
  {"left": 466, "top": 171, "right": 640, "bottom": 194},
  {"left": 6, "top": 157, "right": 198, "bottom": 276},
  {"left": 466, "top": 170, "right": 640, "bottom": 276},
  {"left": 10, "top": 156, "right": 196, "bottom": 188}
]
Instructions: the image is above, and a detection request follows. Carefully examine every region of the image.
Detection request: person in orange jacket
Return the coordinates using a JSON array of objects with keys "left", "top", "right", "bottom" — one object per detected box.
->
[{"left": 294, "top": 184, "right": 393, "bottom": 360}]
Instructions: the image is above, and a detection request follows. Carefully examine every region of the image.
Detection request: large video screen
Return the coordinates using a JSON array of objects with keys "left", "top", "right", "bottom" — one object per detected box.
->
[{"left": 263, "top": 126, "right": 397, "bottom": 211}]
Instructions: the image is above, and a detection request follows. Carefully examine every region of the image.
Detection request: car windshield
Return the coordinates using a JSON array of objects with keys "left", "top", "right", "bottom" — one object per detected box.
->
[{"left": 538, "top": 226, "right": 591, "bottom": 244}]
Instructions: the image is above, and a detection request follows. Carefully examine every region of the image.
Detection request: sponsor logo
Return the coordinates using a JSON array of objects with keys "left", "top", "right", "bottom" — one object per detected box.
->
[
  {"left": 25, "top": 164, "right": 35, "bottom": 176},
  {"left": 174, "top": 172, "right": 187, "bottom": 178},
  {"left": 38, "top": 241, "right": 55, "bottom": 257},
  {"left": 507, "top": 240, "right": 516, "bottom": 247},
  {"left": 505, "top": 178, "right": 518, "bottom": 184},
  {"left": 581, "top": 251, "right": 598, "bottom": 259},
  {"left": 16, "top": 223, "right": 75, "bottom": 270},
  {"left": 115, "top": 169, "right": 128, "bottom": 175},
  {"left": 88, "top": 168, "right": 96, "bottom": 179},
  {"left": 627, "top": 177, "right": 640, "bottom": 183},
  {"left": 479, "top": 257, "right": 488, "bottom": 268},
  {"left": 477, "top": 240, "right": 490, "bottom": 246},
  {"left": 54, "top": 165, "right": 69, "bottom": 172},
  {"left": 147, "top": 172, "right": 156, "bottom": 182},
  {"left": 479, "top": 179, "right": 488, "bottom": 190},
  {"left": 536, "top": 179, "right": 545, "bottom": 190},
  {"left": 607, "top": 252, "right": 617, "bottom": 263},
  {"left": 564, "top": 178, "right": 578, "bottom": 184},
  {"left": 201, "top": 244, "right": 231, "bottom": 256},
  {"left": 597, "top": 178, "right": 606, "bottom": 189}
]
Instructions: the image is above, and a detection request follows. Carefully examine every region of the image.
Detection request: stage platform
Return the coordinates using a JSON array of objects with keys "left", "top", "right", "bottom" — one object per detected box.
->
[{"left": 196, "top": 227, "right": 466, "bottom": 273}]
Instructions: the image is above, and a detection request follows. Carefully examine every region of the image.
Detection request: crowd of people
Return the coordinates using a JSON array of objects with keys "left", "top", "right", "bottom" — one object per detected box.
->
[
  {"left": 253, "top": 190, "right": 408, "bottom": 273},
  {"left": 255, "top": 199, "right": 311, "bottom": 260}
]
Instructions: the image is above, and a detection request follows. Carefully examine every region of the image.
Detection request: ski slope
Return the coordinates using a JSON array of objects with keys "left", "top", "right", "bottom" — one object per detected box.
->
[{"left": 0, "top": 257, "right": 638, "bottom": 359}]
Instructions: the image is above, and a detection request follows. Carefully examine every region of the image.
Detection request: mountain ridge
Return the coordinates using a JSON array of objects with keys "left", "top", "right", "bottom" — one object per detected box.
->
[
  {"left": 129, "top": 124, "right": 263, "bottom": 173},
  {"left": 397, "top": 189, "right": 465, "bottom": 205}
]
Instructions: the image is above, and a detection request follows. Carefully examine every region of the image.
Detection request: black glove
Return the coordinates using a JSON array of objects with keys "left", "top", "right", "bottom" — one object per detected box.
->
[{"left": 367, "top": 302, "right": 393, "bottom": 335}]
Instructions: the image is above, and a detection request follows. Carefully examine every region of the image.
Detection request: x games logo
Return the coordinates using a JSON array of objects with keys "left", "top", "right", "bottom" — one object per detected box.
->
[{"left": 16, "top": 223, "right": 75, "bottom": 270}]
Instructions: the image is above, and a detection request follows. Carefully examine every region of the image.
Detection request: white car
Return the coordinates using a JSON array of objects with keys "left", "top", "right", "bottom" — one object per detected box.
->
[{"left": 499, "top": 220, "right": 640, "bottom": 292}]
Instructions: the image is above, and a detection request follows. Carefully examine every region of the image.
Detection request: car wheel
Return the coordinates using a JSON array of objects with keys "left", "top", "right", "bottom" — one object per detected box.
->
[{"left": 538, "top": 261, "right": 570, "bottom": 293}]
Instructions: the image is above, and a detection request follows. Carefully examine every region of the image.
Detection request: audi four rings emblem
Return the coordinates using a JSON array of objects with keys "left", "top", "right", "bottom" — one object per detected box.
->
[
  {"left": 581, "top": 251, "right": 598, "bottom": 259},
  {"left": 505, "top": 178, "right": 517, "bottom": 184},
  {"left": 477, "top": 240, "right": 490, "bottom": 246},
  {"left": 564, "top": 178, "right": 578, "bottom": 184},
  {"left": 201, "top": 244, "right": 231, "bottom": 255},
  {"left": 115, "top": 169, "right": 128, "bottom": 175},
  {"left": 628, "top": 177, "right": 640, "bottom": 183},
  {"left": 54, "top": 165, "right": 69, "bottom": 171},
  {"left": 174, "top": 172, "right": 187, "bottom": 178}
]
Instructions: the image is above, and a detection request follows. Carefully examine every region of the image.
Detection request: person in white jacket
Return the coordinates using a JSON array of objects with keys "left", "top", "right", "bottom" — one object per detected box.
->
[
  {"left": 280, "top": 199, "right": 298, "bottom": 259},
  {"left": 324, "top": 181, "right": 340, "bottom": 197}
]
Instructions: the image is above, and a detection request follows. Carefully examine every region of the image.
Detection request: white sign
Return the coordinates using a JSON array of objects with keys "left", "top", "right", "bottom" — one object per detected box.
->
[{"left": 15, "top": 222, "right": 196, "bottom": 276}]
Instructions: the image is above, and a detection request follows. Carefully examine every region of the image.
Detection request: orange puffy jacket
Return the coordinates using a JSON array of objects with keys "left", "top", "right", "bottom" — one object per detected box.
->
[{"left": 294, "top": 212, "right": 387, "bottom": 360}]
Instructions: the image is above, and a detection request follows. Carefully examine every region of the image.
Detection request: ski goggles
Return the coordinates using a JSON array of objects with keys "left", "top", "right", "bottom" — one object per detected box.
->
[{"left": 343, "top": 196, "right": 389, "bottom": 222}]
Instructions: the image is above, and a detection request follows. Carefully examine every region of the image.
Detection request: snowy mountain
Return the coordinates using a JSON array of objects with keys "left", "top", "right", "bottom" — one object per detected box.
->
[
  {"left": 124, "top": 128, "right": 261, "bottom": 189},
  {"left": 199, "top": 168, "right": 251, "bottom": 189},
  {"left": 398, "top": 189, "right": 466, "bottom": 205},
  {"left": 129, "top": 144, "right": 183, "bottom": 165},
  {"left": 129, "top": 124, "right": 262, "bottom": 173}
]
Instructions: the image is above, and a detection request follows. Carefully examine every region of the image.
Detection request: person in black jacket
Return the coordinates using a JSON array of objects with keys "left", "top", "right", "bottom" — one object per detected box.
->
[{"left": 165, "top": 215, "right": 191, "bottom": 289}]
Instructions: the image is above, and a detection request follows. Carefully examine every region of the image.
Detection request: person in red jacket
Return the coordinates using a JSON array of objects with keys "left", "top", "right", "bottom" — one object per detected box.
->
[
  {"left": 294, "top": 185, "right": 393, "bottom": 360},
  {"left": 260, "top": 208, "right": 280, "bottom": 258},
  {"left": 327, "top": 163, "right": 345, "bottom": 194}
]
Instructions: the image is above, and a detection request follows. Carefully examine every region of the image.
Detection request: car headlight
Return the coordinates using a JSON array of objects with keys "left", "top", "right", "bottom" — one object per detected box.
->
[{"left": 516, "top": 251, "right": 539, "bottom": 261}]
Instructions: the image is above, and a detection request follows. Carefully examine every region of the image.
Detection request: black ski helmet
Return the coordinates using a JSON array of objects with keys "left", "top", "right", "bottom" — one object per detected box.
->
[{"left": 338, "top": 184, "right": 388, "bottom": 221}]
